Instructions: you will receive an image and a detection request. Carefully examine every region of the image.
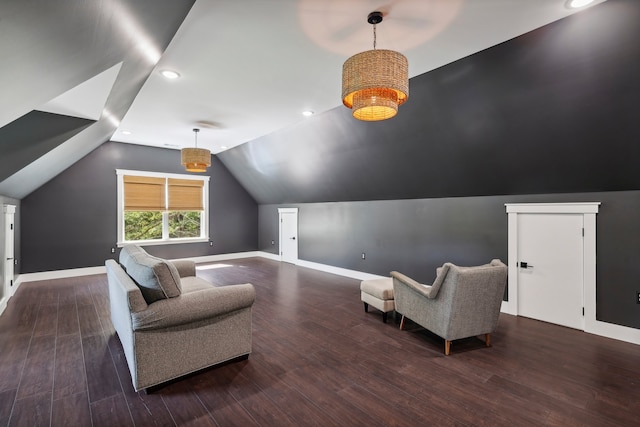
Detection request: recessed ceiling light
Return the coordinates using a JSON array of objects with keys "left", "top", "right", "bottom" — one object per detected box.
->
[
  {"left": 121, "top": 130, "right": 132, "bottom": 135},
  {"left": 302, "top": 110, "right": 314, "bottom": 117},
  {"left": 566, "top": 0, "right": 594, "bottom": 9},
  {"left": 160, "top": 70, "right": 180, "bottom": 79}
]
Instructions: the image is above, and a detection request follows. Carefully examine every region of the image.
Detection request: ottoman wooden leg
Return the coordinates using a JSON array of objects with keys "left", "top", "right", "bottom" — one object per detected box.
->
[
  {"left": 363, "top": 302, "right": 369, "bottom": 313},
  {"left": 382, "top": 312, "right": 388, "bottom": 323}
]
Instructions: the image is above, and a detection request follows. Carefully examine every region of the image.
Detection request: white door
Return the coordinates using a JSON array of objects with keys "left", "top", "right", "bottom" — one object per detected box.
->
[
  {"left": 517, "top": 213, "right": 584, "bottom": 329},
  {"left": 279, "top": 208, "right": 298, "bottom": 264},
  {"left": 3, "top": 205, "right": 16, "bottom": 299}
]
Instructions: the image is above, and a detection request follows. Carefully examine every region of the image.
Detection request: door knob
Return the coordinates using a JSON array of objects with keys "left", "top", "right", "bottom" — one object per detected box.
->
[
  {"left": 290, "top": 237, "right": 296, "bottom": 240},
  {"left": 519, "top": 261, "right": 533, "bottom": 269}
]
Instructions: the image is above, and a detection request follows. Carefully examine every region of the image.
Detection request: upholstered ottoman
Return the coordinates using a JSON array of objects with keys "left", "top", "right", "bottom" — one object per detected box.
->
[{"left": 360, "top": 278, "right": 395, "bottom": 323}]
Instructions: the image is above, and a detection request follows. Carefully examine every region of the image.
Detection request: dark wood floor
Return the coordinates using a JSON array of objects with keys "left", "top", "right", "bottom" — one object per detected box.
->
[{"left": 1, "top": 257, "right": 640, "bottom": 426}]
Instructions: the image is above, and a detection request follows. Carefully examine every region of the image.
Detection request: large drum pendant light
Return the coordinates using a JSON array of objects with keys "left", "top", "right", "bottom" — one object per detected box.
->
[{"left": 342, "top": 11, "right": 409, "bottom": 121}]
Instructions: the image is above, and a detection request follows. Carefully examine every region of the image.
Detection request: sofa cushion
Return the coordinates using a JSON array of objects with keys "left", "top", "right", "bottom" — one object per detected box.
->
[{"left": 119, "top": 244, "right": 182, "bottom": 304}]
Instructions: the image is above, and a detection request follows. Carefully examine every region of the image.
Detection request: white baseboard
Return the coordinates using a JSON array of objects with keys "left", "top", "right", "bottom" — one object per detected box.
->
[
  {"left": 256, "top": 251, "right": 281, "bottom": 261},
  {"left": 6, "top": 251, "right": 638, "bottom": 346},
  {"left": 174, "top": 251, "right": 268, "bottom": 264},
  {"left": 586, "top": 319, "right": 640, "bottom": 346},
  {"left": 501, "top": 300, "right": 640, "bottom": 346},
  {"left": 295, "top": 258, "right": 386, "bottom": 281},
  {"left": 0, "top": 296, "right": 7, "bottom": 316},
  {"left": 16, "top": 266, "right": 107, "bottom": 286}
]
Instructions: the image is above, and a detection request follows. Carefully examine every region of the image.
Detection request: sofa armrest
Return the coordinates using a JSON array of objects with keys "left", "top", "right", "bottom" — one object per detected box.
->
[
  {"left": 131, "top": 283, "right": 256, "bottom": 331},
  {"left": 171, "top": 260, "right": 196, "bottom": 277}
]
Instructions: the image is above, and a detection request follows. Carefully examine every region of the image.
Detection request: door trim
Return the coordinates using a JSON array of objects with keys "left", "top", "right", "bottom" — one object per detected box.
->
[
  {"left": 2, "top": 204, "right": 16, "bottom": 311},
  {"left": 505, "top": 203, "right": 600, "bottom": 331},
  {"left": 278, "top": 208, "right": 298, "bottom": 264}
]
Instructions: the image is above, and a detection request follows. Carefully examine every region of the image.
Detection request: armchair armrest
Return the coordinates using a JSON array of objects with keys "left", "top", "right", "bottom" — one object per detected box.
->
[
  {"left": 391, "top": 271, "right": 435, "bottom": 298},
  {"left": 171, "top": 260, "right": 196, "bottom": 277},
  {"left": 131, "top": 283, "right": 256, "bottom": 331},
  {"left": 392, "top": 263, "right": 452, "bottom": 299}
]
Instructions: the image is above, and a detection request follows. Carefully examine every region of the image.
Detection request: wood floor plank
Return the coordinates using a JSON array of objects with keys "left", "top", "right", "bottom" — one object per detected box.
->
[
  {"left": 53, "top": 334, "right": 87, "bottom": 400},
  {"left": 192, "top": 374, "right": 260, "bottom": 427},
  {"left": 82, "top": 334, "right": 123, "bottom": 403},
  {"left": 213, "top": 364, "right": 298, "bottom": 427},
  {"left": 0, "top": 388, "right": 16, "bottom": 426},
  {"left": 57, "top": 303, "right": 80, "bottom": 336},
  {"left": 109, "top": 341, "right": 177, "bottom": 427},
  {"left": 160, "top": 381, "right": 216, "bottom": 427},
  {"left": 8, "top": 392, "right": 51, "bottom": 427},
  {"left": 33, "top": 304, "right": 58, "bottom": 337},
  {"left": 51, "top": 391, "right": 92, "bottom": 427},
  {"left": 16, "top": 335, "right": 55, "bottom": 399},
  {"left": 90, "top": 393, "right": 134, "bottom": 427},
  {"left": 77, "top": 303, "right": 103, "bottom": 338},
  {"left": 232, "top": 361, "right": 336, "bottom": 427}
]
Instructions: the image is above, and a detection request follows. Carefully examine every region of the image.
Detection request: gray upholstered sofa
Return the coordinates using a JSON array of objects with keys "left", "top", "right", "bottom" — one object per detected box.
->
[
  {"left": 392, "top": 259, "right": 507, "bottom": 355},
  {"left": 105, "top": 244, "right": 255, "bottom": 391}
]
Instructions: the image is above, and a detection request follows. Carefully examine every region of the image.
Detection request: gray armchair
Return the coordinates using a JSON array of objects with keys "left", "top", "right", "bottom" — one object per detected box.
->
[{"left": 391, "top": 259, "right": 507, "bottom": 355}]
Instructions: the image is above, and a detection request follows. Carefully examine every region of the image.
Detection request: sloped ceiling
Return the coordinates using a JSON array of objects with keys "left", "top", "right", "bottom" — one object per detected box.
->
[
  {"left": 0, "top": 0, "right": 195, "bottom": 199},
  {"left": 218, "top": 0, "right": 640, "bottom": 204},
  {"left": 0, "top": 0, "right": 613, "bottom": 202}
]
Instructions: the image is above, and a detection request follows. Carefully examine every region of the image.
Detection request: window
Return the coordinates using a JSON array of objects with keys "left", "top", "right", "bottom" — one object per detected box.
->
[{"left": 116, "top": 169, "right": 209, "bottom": 246}]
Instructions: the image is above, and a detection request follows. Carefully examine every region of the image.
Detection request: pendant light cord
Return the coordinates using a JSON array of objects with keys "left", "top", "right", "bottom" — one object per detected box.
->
[
  {"left": 193, "top": 128, "right": 200, "bottom": 148},
  {"left": 373, "top": 23, "right": 377, "bottom": 50}
]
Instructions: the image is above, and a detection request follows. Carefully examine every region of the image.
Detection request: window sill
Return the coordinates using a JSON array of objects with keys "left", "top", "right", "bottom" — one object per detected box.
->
[{"left": 117, "top": 237, "right": 209, "bottom": 247}]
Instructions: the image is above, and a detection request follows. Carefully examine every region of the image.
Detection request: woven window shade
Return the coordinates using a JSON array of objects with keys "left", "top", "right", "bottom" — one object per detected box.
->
[
  {"left": 123, "top": 175, "right": 165, "bottom": 211},
  {"left": 168, "top": 178, "right": 204, "bottom": 211}
]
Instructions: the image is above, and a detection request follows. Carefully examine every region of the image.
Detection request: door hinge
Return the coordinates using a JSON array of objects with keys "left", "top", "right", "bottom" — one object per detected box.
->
[
  {"left": 10, "top": 279, "right": 13, "bottom": 286},
  {"left": 582, "top": 307, "right": 585, "bottom": 316},
  {"left": 582, "top": 227, "right": 584, "bottom": 237},
  {"left": 10, "top": 223, "right": 13, "bottom": 230}
]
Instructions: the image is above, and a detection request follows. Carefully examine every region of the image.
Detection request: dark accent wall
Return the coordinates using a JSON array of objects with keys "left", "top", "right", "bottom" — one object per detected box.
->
[
  {"left": 260, "top": 190, "right": 640, "bottom": 330},
  {"left": 0, "top": 112, "right": 94, "bottom": 182},
  {"left": 20, "top": 142, "right": 258, "bottom": 272},
  {"left": 220, "top": 0, "right": 640, "bottom": 204}
]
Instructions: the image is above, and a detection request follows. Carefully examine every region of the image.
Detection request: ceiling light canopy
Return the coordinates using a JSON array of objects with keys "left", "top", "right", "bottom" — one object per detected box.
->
[
  {"left": 342, "top": 11, "right": 409, "bottom": 121},
  {"left": 181, "top": 128, "right": 211, "bottom": 173}
]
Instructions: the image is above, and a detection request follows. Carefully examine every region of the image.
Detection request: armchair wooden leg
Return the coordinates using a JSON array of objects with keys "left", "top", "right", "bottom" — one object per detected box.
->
[
  {"left": 363, "top": 302, "right": 368, "bottom": 313},
  {"left": 399, "top": 315, "right": 405, "bottom": 330},
  {"left": 485, "top": 333, "right": 491, "bottom": 347},
  {"left": 445, "top": 340, "right": 451, "bottom": 356},
  {"left": 382, "top": 312, "right": 388, "bottom": 323}
]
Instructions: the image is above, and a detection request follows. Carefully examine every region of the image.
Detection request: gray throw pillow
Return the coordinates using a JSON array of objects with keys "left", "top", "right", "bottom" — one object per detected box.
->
[{"left": 119, "top": 245, "right": 182, "bottom": 304}]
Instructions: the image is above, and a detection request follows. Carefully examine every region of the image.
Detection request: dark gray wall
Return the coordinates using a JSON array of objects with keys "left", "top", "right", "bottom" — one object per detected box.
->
[
  {"left": 20, "top": 142, "right": 258, "bottom": 272},
  {"left": 260, "top": 190, "right": 640, "bottom": 329},
  {"left": 0, "top": 112, "right": 94, "bottom": 182},
  {"left": 220, "top": 0, "right": 640, "bottom": 205}
]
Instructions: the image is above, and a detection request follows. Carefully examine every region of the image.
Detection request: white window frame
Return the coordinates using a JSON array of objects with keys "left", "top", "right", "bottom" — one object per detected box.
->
[{"left": 116, "top": 169, "right": 210, "bottom": 246}]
